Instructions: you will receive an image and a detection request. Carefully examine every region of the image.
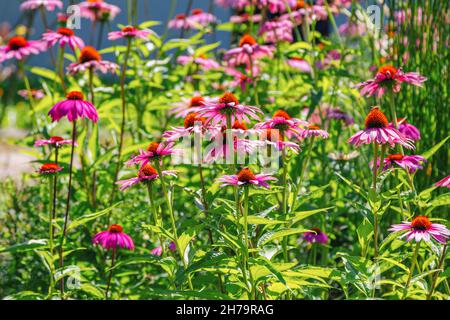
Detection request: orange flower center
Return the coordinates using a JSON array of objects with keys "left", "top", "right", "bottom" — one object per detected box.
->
[
  {"left": 51, "top": 136, "right": 64, "bottom": 142},
  {"left": 232, "top": 121, "right": 248, "bottom": 130},
  {"left": 237, "top": 168, "right": 256, "bottom": 183},
  {"left": 108, "top": 224, "right": 123, "bottom": 233},
  {"left": 57, "top": 27, "right": 74, "bottom": 36},
  {"left": 387, "top": 154, "right": 404, "bottom": 161},
  {"left": 189, "top": 96, "right": 205, "bottom": 107},
  {"left": 290, "top": 57, "right": 304, "bottom": 61},
  {"left": 397, "top": 117, "right": 407, "bottom": 124},
  {"left": 79, "top": 46, "right": 101, "bottom": 63},
  {"left": 184, "top": 112, "right": 205, "bottom": 128},
  {"left": 311, "top": 227, "right": 322, "bottom": 234},
  {"left": 239, "top": 34, "right": 257, "bottom": 47},
  {"left": 122, "top": 26, "right": 135, "bottom": 33},
  {"left": 176, "top": 14, "right": 186, "bottom": 20},
  {"left": 140, "top": 164, "right": 158, "bottom": 177},
  {"left": 66, "top": 91, "right": 84, "bottom": 100},
  {"left": 365, "top": 107, "right": 389, "bottom": 129},
  {"left": 219, "top": 92, "right": 239, "bottom": 106},
  {"left": 263, "top": 129, "right": 282, "bottom": 142},
  {"left": 146, "top": 141, "right": 160, "bottom": 153},
  {"left": 308, "top": 125, "right": 320, "bottom": 130},
  {"left": 273, "top": 109, "right": 291, "bottom": 120},
  {"left": 296, "top": 0, "right": 310, "bottom": 9},
  {"left": 8, "top": 36, "right": 27, "bottom": 50},
  {"left": 191, "top": 8, "right": 203, "bottom": 15},
  {"left": 411, "top": 216, "right": 432, "bottom": 231},
  {"left": 377, "top": 65, "right": 398, "bottom": 78},
  {"left": 40, "top": 163, "right": 59, "bottom": 172}
]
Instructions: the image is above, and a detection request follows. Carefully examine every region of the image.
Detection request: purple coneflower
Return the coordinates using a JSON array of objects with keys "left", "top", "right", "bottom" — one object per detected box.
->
[
  {"left": 116, "top": 164, "right": 177, "bottom": 191},
  {"left": 327, "top": 108, "right": 354, "bottom": 126},
  {"left": 286, "top": 57, "right": 312, "bottom": 73},
  {"left": 67, "top": 46, "right": 118, "bottom": 75},
  {"left": 48, "top": 91, "right": 98, "bottom": 123},
  {"left": 108, "top": 26, "right": 153, "bottom": 41},
  {"left": 188, "top": 8, "right": 217, "bottom": 28},
  {"left": 255, "top": 109, "right": 307, "bottom": 139},
  {"left": 0, "top": 36, "right": 45, "bottom": 62},
  {"left": 260, "top": 129, "right": 300, "bottom": 152},
  {"left": 80, "top": 0, "right": 120, "bottom": 22},
  {"left": 38, "top": 163, "right": 63, "bottom": 175},
  {"left": 20, "top": 0, "right": 62, "bottom": 11},
  {"left": 382, "top": 154, "right": 426, "bottom": 174},
  {"left": 435, "top": 175, "right": 450, "bottom": 188},
  {"left": 168, "top": 14, "right": 191, "bottom": 30},
  {"left": 259, "top": 20, "right": 294, "bottom": 44},
  {"left": 390, "top": 118, "right": 421, "bottom": 141},
  {"left": 217, "top": 167, "right": 277, "bottom": 189},
  {"left": 298, "top": 125, "right": 329, "bottom": 140},
  {"left": 348, "top": 107, "right": 414, "bottom": 149},
  {"left": 389, "top": 216, "right": 450, "bottom": 244},
  {"left": 42, "top": 27, "right": 85, "bottom": 51},
  {"left": 125, "top": 141, "right": 179, "bottom": 168},
  {"left": 93, "top": 224, "right": 134, "bottom": 250},
  {"left": 18, "top": 89, "right": 45, "bottom": 100},
  {"left": 224, "top": 34, "right": 273, "bottom": 68},
  {"left": 198, "top": 92, "right": 262, "bottom": 126},
  {"left": 35, "top": 136, "right": 73, "bottom": 148},
  {"left": 177, "top": 55, "right": 221, "bottom": 71},
  {"left": 303, "top": 228, "right": 329, "bottom": 244},
  {"left": 170, "top": 96, "right": 211, "bottom": 119},
  {"left": 357, "top": 65, "right": 427, "bottom": 98}
]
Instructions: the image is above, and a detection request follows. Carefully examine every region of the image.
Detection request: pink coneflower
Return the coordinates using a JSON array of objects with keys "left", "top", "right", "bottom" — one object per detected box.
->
[
  {"left": 255, "top": 110, "right": 308, "bottom": 139},
  {"left": 259, "top": 20, "right": 294, "bottom": 44},
  {"left": 108, "top": 26, "right": 153, "bottom": 41},
  {"left": 259, "top": 0, "right": 297, "bottom": 14},
  {"left": 80, "top": 0, "right": 120, "bottom": 22},
  {"left": 48, "top": 91, "right": 98, "bottom": 123},
  {"left": 215, "top": 0, "right": 249, "bottom": 10},
  {"left": 327, "top": 108, "right": 354, "bottom": 126},
  {"left": 205, "top": 134, "right": 262, "bottom": 163},
  {"left": 224, "top": 34, "right": 274, "bottom": 68},
  {"left": 217, "top": 167, "right": 277, "bottom": 188},
  {"left": 116, "top": 164, "right": 177, "bottom": 191},
  {"left": 125, "top": 141, "right": 179, "bottom": 167},
  {"left": 357, "top": 65, "right": 427, "bottom": 98},
  {"left": 298, "top": 125, "right": 329, "bottom": 139},
  {"left": 42, "top": 28, "right": 85, "bottom": 51},
  {"left": 198, "top": 92, "right": 262, "bottom": 126},
  {"left": 260, "top": 129, "right": 300, "bottom": 152},
  {"left": 230, "top": 13, "right": 263, "bottom": 24},
  {"left": 177, "top": 55, "right": 221, "bottom": 71},
  {"left": 389, "top": 216, "right": 450, "bottom": 244},
  {"left": 20, "top": 0, "right": 63, "bottom": 11},
  {"left": 381, "top": 154, "right": 426, "bottom": 173},
  {"left": 303, "top": 228, "right": 328, "bottom": 244},
  {"left": 35, "top": 136, "right": 73, "bottom": 148},
  {"left": 163, "top": 113, "right": 221, "bottom": 141},
  {"left": 93, "top": 224, "right": 135, "bottom": 250},
  {"left": 226, "top": 67, "right": 255, "bottom": 92},
  {"left": 286, "top": 57, "right": 312, "bottom": 73},
  {"left": 339, "top": 21, "right": 366, "bottom": 37},
  {"left": 151, "top": 246, "right": 163, "bottom": 256},
  {"left": 168, "top": 14, "right": 191, "bottom": 30},
  {"left": 435, "top": 175, "right": 450, "bottom": 188},
  {"left": 0, "top": 36, "right": 45, "bottom": 62},
  {"left": 67, "top": 46, "right": 118, "bottom": 75},
  {"left": 38, "top": 163, "right": 63, "bottom": 175},
  {"left": 390, "top": 118, "right": 421, "bottom": 141},
  {"left": 188, "top": 8, "right": 217, "bottom": 28},
  {"left": 348, "top": 107, "right": 414, "bottom": 149},
  {"left": 18, "top": 89, "right": 45, "bottom": 100},
  {"left": 170, "top": 95, "right": 210, "bottom": 118}
]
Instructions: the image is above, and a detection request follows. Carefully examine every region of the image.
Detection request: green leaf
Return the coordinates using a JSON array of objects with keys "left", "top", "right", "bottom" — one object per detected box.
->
[
  {"left": 29, "top": 67, "right": 57, "bottom": 80},
  {"left": 194, "top": 42, "right": 220, "bottom": 57},
  {"left": 177, "top": 230, "right": 197, "bottom": 263},
  {"left": 290, "top": 207, "right": 333, "bottom": 224},
  {"left": 0, "top": 239, "right": 47, "bottom": 254},
  {"left": 376, "top": 257, "right": 409, "bottom": 272},
  {"left": 422, "top": 135, "right": 450, "bottom": 159},
  {"left": 258, "top": 228, "right": 310, "bottom": 246},
  {"left": 67, "top": 202, "right": 122, "bottom": 231},
  {"left": 242, "top": 216, "right": 287, "bottom": 225}
]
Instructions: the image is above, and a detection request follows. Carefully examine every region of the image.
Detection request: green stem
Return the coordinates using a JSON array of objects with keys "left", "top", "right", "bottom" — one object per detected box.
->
[
  {"left": 426, "top": 244, "right": 447, "bottom": 300},
  {"left": 105, "top": 248, "right": 116, "bottom": 299},
  {"left": 372, "top": 143, "right": 379, "bottom": 258},
  {"left": 402, "top": 241, "right": 421, "bottom": 299},
  {"left": 243, "top": 186, "right": 255, "bottom": 298},
  {"left": 147, "top": 183, "right": 165, "bottom": 255},
  {"left": 58, "top": 121, "right": 77, "bottom": 298},
  {"left": 20, "top": 62, "right": 38, "bottom": 130},
  {"left": 291, "top": 136, "right": 315, "bottom": 212},
  {"left": 57, "top": 45, "right": 67, "bottom": 93},
  {"left": 154, "top": 160, "right": 193, "bottom": 290}
]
